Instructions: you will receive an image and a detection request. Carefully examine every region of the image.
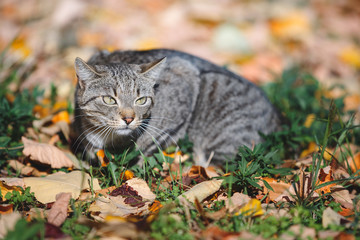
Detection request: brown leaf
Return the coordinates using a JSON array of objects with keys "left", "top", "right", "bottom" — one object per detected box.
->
[
  {"left": 331, "top": 186, "right": 354, "bottom": 210},
  {"left": 22, "top": 137, "right": 73, "bottom": 169},
  {"left": 47, "top": 192, "right": 71, "bottom": 227}
]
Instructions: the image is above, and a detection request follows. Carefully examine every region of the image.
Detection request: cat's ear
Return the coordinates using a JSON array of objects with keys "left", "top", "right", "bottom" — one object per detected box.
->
[
  {"left": 75, "top": 57, "right": 102, "bottom": 88},
  {"left": 139, "top": 57, "right": 166, "bottom": 79}
]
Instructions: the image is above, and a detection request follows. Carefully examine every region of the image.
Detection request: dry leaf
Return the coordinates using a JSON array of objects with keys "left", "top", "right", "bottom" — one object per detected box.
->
[
  {"left": 23, "top": 171, "right": 101, "bottom": 203},
  {"left": 47, "top": 192, "right": 71, "bottom": 227},
  {"left": 7, "top": 160, "right": 46, "bottom": 177},
  {"left": 225, "top": 192, "right": 251, "bottom": 213},
  {"left": 260, "top": 177, "right": 292, "bottom": 200},
  {"left": 0, "top": 204, "right": 13, "bottom": 215},
  {"left": 22, "top": 137, "right": 73, "bottom": 168},
  {"left": 237, "top": 199, "right": 264, "bottom": 217},
  {"left": 179, "top": 179, "right": 223, "bottom": 204},
  {"left": 89, "top": 178, "right": 156, "bottom": 220},
  {"left": 322, "top": 207, "right": 343, "bottom": 228},
  {"left": 316, "top": 167, "right": 336, "bottom": 194},
  {"left": 331, "top": 186, "right": 354, "bottom": 210},
  {"left": 346, "top": 152, "right": 360, "bottom": 174},
  {"left": 0, "top": 178, "right": 25, "bottom": 188},
  {"left": 0, "top": 212, "right": 22, "bottom": 239}
]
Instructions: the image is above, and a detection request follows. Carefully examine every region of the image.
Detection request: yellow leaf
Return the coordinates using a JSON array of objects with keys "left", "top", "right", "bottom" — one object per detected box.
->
[
  {"left": 53, "top": 101, "right": 68, "bottom": 112},
  {"left": 304, "top": 114, "right": 315, "bottom": 128},
  {"left": 300, "top": 142, "right": 332, "bottom": 160},
  {"left": 10, "top": 37, "right": 32, "bottom": 59},
  {"left": 136, "top": 39, "right": 160, "bottom": 51},
  {"left": 339, "top": 46, "right": 360, "bottom": 68},
  {"left": 238, "top": 199, "right": 264, "bottom": 217},
  {"left": 0, "top": 182, "right": 22, "bottom": 201},
  {"left": 179, "top": 179, "right": 223, "bottom": 204}
]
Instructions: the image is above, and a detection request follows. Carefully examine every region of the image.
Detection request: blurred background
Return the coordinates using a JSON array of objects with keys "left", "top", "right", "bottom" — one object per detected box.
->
[{"left": 0, "top": 0, "right": 359, "bottom": 100}]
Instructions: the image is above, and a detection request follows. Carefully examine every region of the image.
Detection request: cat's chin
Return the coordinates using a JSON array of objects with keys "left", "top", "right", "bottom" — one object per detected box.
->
[{"left": 115, "top": 128, "right": 133, "bottom": 136}]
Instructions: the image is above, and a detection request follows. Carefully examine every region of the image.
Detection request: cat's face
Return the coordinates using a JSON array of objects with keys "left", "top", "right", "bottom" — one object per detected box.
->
[{"left": 74, "top": 57, "right": 165, "bottom": 138}]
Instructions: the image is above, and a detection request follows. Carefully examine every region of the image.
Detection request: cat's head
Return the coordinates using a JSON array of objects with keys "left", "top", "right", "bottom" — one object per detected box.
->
[{"left": 74, "top": 57, "right": 166, "bottom": 136}]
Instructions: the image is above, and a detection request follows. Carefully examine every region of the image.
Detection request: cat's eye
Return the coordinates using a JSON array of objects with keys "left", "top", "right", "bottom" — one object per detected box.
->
[
  {"left": 135, "top": 97, "right": 147, "bottom": 105},
  {"left": 102, "top": 96, "right": 117, "bottom": 105}
]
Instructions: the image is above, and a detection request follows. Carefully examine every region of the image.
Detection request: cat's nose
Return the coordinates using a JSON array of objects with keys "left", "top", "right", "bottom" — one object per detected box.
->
[{"left": 123, "top": 117, "right": 134, "bottom": 125}]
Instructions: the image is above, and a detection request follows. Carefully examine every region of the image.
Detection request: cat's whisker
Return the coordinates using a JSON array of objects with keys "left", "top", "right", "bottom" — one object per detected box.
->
[
  {"left": 141, "top": 123, "right": 179, "bottom": 149},
  {"left": 73, "top": 124, "right": 104, "bottom": 150},
  {"left": 81, "top": 126, "right": 110, "bottom": 160},
  {"left": 140, "top": 124, "right": 172, "bottom": 150},
  {"left": 138, "top": 126, "right": 164, "bottom": 153},
  {"left": 75, "top": 124, "right": 107, "bottom": 156}
]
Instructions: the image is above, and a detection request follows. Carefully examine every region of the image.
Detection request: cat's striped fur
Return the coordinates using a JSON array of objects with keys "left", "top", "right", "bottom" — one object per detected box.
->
[{"left": 73, "top": 49, "right": 281, "bottom": 166}]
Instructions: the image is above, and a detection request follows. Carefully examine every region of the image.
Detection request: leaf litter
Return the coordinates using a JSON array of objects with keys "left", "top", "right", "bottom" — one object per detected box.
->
[{"left": 0, "top": 0, "right": 360, "bottom": 239}]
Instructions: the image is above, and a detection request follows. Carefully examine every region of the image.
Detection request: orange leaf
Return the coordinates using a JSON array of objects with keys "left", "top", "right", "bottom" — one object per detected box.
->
[
  {"left": 0, "top": 182, "right": 22, "bottom": 201},
  {"left": 344, "top": 94, "right": 360, "bottom": 112},
  {"left": 120, "top": 170, "right": 134, "bottom": 181},
  {"left": 315, "top": 168, "right": 336, "bottom": 194},
  {"left": 52, "top": 111, "right": 70, "bottom": 124},
  {"left": 347, "top": 152, "right": 360, "bottom": 174}
]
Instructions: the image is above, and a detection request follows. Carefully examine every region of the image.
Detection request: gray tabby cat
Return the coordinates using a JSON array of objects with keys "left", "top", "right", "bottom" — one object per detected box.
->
[{"left": 73, "top": 49, "right": 281, "bottom": 166}]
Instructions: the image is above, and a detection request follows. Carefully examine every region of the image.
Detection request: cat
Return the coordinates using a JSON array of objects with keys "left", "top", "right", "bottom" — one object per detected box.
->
[{"left": 72, "top": 49, "right": 281, "bottom": 166}]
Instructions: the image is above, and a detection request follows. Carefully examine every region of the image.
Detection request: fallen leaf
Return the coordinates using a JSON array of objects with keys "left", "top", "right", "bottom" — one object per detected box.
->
[
  {"left": 0, "top": 212, "right": 22, "bottom": 238},
  {"left": 89, "top": 178, "right": 156, "bottom": 220},
  {"left": 22, "top": 137, "right": 73, "bottom": 169},
  {"left": 268, "top": 11, "right": 311, "bottom": 40},
  {"left": 7, "top": 160, "right": 46, "bottom": 177},
  {"left": 346, "top": 152, "right": 360, "bottom": 174},
  {"left": 51, "top": 111, "right": 70, "bottom": 124},
  {"left": 225, "top": 192, "right": 251, "bottom": 213},
  {"left": 23, "top": 171, "right": 101, "bottom": 204},
  {"left": 0, "top": 204, "right": 13, "bottom": 215},
  {"left": 322, "top": 207, "right": 343, "bottom": 228},
  {"left": 0, "top": 181, "right": 22, "bottom": 201},
  {"left": 179, "top": 179, "right": 223, "bottom": 204},
  {"left": 331, "top": 186, "right": 354, "bottom": 210},
  {"left": 47, "top": 192, "right": 71, "bottom": 227},
  {"left": 200, "top": 226, "right": 242, "bottom": 240},
  {"left": 339, "top": 45, "right": 360, "bottom": 68},
  {"left": 343, "top": 94, "right": 360, "bottom": 111},
  {"left": 316, "top": 168, "right": 336, "bottom": 194},
  {"left": 260, "top": 177, "right": 292, "bottom": 200},
  {"left": 0, "top": 178, "right": 25, "bottom": 188},
  {"left": 237, "top": 199, "right": 264, "bottom": 217}
]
